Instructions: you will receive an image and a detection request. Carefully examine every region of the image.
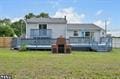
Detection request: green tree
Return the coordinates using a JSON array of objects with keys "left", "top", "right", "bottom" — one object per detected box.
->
[
  {"left": 36, "top": 12, "right": 49, "bottom": 18},
  {"left": 0, "top": 24, "right": 14, "bottom": 37},
  {"left": 25, "top": 13, "right": 35, "bottom": 19},
  {"left": 25, "top": 12, "right": 49, "bottom": 19},
  {"left": 11, "top": 19, "right": 26, "bottom": 37},
  {"left": 0, "top": 18, "right": 11, "bottom": 26}
]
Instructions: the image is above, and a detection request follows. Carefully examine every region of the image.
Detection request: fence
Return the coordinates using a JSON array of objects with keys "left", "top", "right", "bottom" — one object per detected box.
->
[
  {"left": 0, "top": 37, "right": 12, "bottom": 48},
  {"left": 112, "top": 37, "right": 120, "bottom": 48}
]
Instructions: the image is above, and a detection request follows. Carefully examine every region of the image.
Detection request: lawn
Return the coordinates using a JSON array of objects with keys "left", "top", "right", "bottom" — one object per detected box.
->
[{"left": 0, "top": 48, "right": 120, "bottom": 79}]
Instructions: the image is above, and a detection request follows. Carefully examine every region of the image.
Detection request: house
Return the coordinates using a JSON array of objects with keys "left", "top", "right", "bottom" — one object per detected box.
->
[
  {"left": 26, "top": 17, "right": 105, "bottom": 41},
  {"left": 12, "top": 17, "right": 112, "bottom": 52}
]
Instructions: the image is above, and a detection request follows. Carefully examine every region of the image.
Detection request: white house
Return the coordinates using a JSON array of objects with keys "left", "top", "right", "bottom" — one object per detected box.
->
[
  {"left": 26, "top": 17, "right": 106, "bottom": 42},
  {"left": 12, "top": 17, "right": 112, "bottom": 52}
]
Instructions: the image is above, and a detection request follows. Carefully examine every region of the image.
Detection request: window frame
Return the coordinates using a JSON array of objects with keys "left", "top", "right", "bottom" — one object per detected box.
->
[
  {"left": 73, "top": 30, "right": 79, "bottom": 36},
  {"left": 39, "top": 24, "right": 47, "bottom": 30}
]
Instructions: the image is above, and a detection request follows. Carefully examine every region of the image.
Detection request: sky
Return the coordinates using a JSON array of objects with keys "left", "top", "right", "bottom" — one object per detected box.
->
[{"left": 0, "top": 0, "right": 120, "bottom": 35}]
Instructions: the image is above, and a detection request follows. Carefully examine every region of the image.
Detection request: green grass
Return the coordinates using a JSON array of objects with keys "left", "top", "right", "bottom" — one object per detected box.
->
[{"left": 0, "top": 48, "right": 120, "bottom": 79}]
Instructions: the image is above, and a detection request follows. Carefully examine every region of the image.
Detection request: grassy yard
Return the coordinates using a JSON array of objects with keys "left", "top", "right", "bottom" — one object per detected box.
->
[{"left": 0, "top": 48, "right": 120, "bottom": 79}]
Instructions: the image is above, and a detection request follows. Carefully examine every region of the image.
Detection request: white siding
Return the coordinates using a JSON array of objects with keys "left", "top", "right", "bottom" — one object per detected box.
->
[
  {"left": 66, "top": 30, "right": 74, "bottom": 38},
  {"left": 67, "top": 29, "right": 101, "bottom": 42},
  {"left": 26, "top": 23, "right": 66, "bottom": 38},
  {"left": 94, "top": 31, "right": 101, "bottom": 41},
  {"left": 26, "top": 22, "right": 104, "bottom": 42},
  {"left": 26, "top": 24, "right": 38, "bottom": 38},
  {"left": 47, "top": 24, "right": 66, "bottom": 39}
]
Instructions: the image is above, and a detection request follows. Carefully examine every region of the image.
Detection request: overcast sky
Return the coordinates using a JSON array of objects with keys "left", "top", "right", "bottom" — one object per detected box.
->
[{"left": 0, "top": 0, "right": 120, "bottom": 32}]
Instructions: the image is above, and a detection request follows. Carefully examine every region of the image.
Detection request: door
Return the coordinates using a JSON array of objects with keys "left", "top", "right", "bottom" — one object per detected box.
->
[{"left": 39, "top": 24, "right": 47, "bottom": 36}]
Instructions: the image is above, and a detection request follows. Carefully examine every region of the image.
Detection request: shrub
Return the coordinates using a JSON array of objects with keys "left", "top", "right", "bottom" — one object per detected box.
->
[{"left": 19, "top": 43, "right": 27, "bottom": 51}]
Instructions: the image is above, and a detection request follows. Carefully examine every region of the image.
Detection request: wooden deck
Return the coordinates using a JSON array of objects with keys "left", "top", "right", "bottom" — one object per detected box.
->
[{"left": 11, "top": 37, "right": 112, "bottom": 52}]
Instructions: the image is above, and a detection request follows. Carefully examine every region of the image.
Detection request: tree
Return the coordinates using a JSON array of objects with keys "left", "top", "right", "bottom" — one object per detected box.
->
[
  {"left": 0, "top": 24, "right": 14, "bottom": 37},
  {"left": 25, "top": 13, "right": 35, "bottom": 19},
  {"left": 11, "top": 19, "right": 26, "bottom": 37},
  {"left": 0, "top": 18, "right": 11, "bottom": 26},
  {"left": 36, "top": 12, "right": 49, "bottom": 18},
  {"left": 25, "top": 12, "right": 50, "bottom": 19},
  {"left": 0, "top": 18, "right": 14, "bottom": 37}
]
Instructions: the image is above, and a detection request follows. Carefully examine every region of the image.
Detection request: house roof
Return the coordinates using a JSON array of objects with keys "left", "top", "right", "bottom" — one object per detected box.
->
[
  {"left": 67, "top": 24, "right": 104, "bottom": 31},
  {"left": 26, "top": 17, "right": 67, "bottom": 24}
]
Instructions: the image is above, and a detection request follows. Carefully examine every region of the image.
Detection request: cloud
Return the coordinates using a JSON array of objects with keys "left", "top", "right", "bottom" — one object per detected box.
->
[
  {"left": 96, "top": 10, "right": 103, "bottom": 16},
  {"left": 11, "top": 17, "right": 23, "bottom": 22},
  {"left": 94, "top": 19, "right": 110, "bottom": 29},
  {"left": 52, "top": 7, "right": 85, "bottom": 23}
]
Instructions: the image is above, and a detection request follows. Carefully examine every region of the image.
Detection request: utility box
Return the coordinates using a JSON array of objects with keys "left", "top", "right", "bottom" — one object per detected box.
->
[{"left": 52, "top": 36, "right": 71, "bottom": 53}]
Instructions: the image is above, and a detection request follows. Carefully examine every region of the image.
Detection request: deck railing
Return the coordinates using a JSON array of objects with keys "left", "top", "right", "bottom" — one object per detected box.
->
[
  {"left": 11, "top": 36, "right": 112, "bottom": 51},
  {"left": 69, "top": 37, "right": 93, "bottom": 44},
  {"left": 30, "top": 29, "right": 52, "bottom": 38}
]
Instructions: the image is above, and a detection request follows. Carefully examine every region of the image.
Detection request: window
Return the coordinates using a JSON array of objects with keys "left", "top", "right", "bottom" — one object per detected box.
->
[
  {"left": 85, "top": 32, "right": 90, "bottom": 37},
  {"left": 39, "top": 24, "right": 47, "bottom": 29},
  {"left": 73, "top": 31, "right": 78, "bottom": 36},
  {"left": 43, "top": 24, "right": 47, "bottom": 29},
  {"left": 39, "top": 24, "right": 42, "bottom": 29}
]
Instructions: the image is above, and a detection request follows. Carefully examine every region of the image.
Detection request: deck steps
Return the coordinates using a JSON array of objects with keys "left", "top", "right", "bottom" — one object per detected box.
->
[{"left": 91, "top": 37, "right": 112, "bottom": 52}]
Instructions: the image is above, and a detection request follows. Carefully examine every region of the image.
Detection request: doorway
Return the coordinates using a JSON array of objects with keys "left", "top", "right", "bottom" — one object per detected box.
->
[{"left": 58, "top": 45, "right": 64, "bottom": 53}]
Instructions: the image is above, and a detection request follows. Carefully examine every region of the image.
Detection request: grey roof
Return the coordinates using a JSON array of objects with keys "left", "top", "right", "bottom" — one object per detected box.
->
[
  {"left": 26, "top": 17, "right": 67, "bottom": 24},
  {"left": 67, "top": 24, "right": 104, "bottom": 30}
]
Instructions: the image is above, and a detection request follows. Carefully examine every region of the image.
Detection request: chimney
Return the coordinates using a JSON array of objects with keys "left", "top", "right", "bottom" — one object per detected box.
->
[{"left": 64, "top": 16, "right": 66, "bottom": 20}]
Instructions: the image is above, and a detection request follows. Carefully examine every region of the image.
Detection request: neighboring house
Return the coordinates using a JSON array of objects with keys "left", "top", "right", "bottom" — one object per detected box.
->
[{"left": 12, "top": 17, "right": 112, "bottom": 52}]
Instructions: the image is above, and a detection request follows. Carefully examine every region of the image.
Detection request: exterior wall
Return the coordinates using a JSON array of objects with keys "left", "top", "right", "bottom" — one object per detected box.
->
[
  {"left": 94, "top": 31, "right": 101, "bottom": 41},
  {"left": 67, "top": 29, "right": 101, "bottom": 42},
  {"left": 47, "top": 24, "right": 66, "bottom": 39},
  {"left": 26, "top": 24, "right": 38, "bottom": 38},
  {"left": 26, "top": 23, "right": 66, "bottom": 38},
  {"left": 26, "top": 22, "right": 104, "bottom": 42}
]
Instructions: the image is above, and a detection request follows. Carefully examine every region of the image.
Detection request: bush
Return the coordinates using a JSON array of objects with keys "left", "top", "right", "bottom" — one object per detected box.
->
[{"left": 19, "top": 43, "right": 27, "bottom": 51}]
